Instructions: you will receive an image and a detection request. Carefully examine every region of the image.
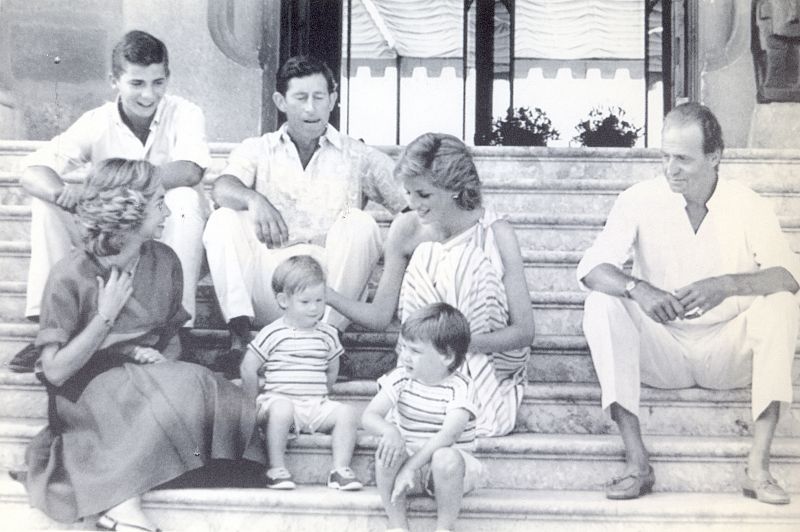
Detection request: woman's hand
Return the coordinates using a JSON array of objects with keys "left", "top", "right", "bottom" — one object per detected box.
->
[
  {"left": 131, "top": 346, "right": 167, "bottom": 364},
  {"left": 55, "top": 183, "right": 82, "bottom": 212},
  {"left": 96, "top": 268, "right": 133, "bottom": 322}
]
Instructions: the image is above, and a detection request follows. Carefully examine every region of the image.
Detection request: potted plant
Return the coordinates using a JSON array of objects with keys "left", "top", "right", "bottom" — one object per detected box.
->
[
  {"left": 573, "top": 106, "right": 641, "bottom": 147},
  {"left": 489, "top": 106, "right": 559, "bottom": 147}
]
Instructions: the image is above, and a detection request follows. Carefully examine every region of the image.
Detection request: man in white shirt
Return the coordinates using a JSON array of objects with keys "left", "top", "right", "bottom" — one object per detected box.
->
[
  {"left": 202, "top": 55, "right": 406, "bottom": 377},
  {"left": 577, "top": 103, "right": 800, "bottom": 504},
  {"left": 9, "top": 30, "right": 210, "bottom": 372}
]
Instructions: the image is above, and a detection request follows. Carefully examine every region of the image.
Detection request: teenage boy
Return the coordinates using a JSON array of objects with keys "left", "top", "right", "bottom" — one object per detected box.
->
[
  {"left": 9, "top": 30, "right": 210, "bottom": 372},
  {"left": 202, "top": 55, "right": 407, "bottom": 376},
  {"left": 240, "top": 255, "right": 363, "bottom": 491},
  {"left": 363, "top": 303, "right": 484, "bottom": 532}
]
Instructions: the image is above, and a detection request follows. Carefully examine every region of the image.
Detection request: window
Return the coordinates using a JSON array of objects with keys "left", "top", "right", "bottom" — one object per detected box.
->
[{"left": 340, "top": 0, "right": 693, "bottom": 147}]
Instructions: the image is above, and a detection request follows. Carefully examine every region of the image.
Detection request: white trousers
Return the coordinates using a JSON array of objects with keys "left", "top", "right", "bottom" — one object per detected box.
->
[
  {"left": 26, "top": 187, "right": 207, "bottom": 326},
  {"left": 582, "top": 291, "right": 798, "bottom": 420},
  {"left": 202, "top": 207, "right": 382, "bottom": 330}
]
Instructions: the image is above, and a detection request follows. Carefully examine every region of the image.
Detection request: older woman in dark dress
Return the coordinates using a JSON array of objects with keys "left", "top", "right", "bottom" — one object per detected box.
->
[{"left": 25, "top": 158, "right": 264, "bottom": 531}]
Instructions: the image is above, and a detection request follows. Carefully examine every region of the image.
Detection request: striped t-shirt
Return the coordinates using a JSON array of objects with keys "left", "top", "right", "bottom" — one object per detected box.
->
[
  {"left": 249, "top": 317, "right": 343, "bottom": 397},
  {"left": 377, "top": 367, "right": 478, "bottom": 453}
]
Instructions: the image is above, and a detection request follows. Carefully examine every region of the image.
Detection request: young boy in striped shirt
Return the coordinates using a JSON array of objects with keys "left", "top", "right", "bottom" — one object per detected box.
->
[
  {"left": 362, "top": 303, "right": 485, "bottom": 532},
  {"left": 240, "top": 255, "right": 362, "bottom": 491}
]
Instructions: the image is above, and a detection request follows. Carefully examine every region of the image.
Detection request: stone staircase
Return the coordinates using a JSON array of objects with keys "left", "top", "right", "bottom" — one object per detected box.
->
[{"left": 0, "top": 140, "right": 798, "bottom": 530}]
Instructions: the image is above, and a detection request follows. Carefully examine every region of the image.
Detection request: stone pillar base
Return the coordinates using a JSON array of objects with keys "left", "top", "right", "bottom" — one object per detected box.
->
[{"left": 748, "top": 102, "right": 800, "bottom": 149}]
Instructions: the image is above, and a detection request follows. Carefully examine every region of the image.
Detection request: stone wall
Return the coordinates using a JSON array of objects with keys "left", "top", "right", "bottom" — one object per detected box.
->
[{"left": 698, "top": 0, "right": 800, "bottom": 149}]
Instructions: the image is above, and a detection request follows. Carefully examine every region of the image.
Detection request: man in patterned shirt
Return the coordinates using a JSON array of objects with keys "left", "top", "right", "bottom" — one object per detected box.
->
[
  {"left": 203, "top": 55, "right": 406, "bottom": 375},
  {"left": 363, "top": 303, "right": 484, "bottom": 532}
]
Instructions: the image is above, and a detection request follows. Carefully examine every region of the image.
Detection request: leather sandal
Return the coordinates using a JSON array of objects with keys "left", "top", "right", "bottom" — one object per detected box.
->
[
  {"left": 96, "top": 513, "right": 161, "bottom": 532},
  {"left": 742, "top": 467, "right": 790, "bottom": 505},
  {"left": 605, "top": 465, "right": 656, "bottom": 500}
]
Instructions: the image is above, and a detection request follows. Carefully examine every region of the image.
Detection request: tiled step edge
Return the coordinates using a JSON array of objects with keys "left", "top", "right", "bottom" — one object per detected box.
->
[
  {"left": 4, "top": 419, "right": 800, "bottom": 462},
  {"left": 2, "top": 372, "right": 796, "bottom": 410},
  {"left": 4, "top": 204, "right": 800, "bottom": 230},
  {"left": 1, "top": 475, "right": 799, "bottom": 532}
]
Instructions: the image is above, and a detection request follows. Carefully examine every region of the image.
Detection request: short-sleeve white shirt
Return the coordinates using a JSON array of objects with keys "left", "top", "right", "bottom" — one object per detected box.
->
[
  {"left": 25, "top": 94, "right": 211, "bottom": 174},
  {"left": 221, "top": 124, "right": 406, "bottom": 242},
  {"left": 577, "top": 177, "right": 800, "bottom": 325}
]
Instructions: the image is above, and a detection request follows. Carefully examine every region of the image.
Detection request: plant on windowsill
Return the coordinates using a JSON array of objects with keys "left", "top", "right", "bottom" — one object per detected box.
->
[
  {"left": 489, "top": 106, "right": 560, "bottom": 147},
  {"left": 573, "top": 106, "right": 641, "bottom": 148}
]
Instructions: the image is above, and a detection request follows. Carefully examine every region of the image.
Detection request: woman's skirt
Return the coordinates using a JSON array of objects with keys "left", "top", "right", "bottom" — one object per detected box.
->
[{"left": 25, "top": 361, "right": 265, "bottom": 522}]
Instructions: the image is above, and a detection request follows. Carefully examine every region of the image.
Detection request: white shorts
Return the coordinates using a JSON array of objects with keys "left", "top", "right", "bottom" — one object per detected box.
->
[
  {"left": 256, "top": 393, "right": 342, "bottom": 435},
  {"left": 409, "top": 448, "right": 485, "bottom": 496}
]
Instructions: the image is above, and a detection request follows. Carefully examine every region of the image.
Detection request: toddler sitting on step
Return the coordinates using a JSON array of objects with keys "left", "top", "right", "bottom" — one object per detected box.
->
[{"left": 240, "top": 255, "right": 363, "bottom": 491}]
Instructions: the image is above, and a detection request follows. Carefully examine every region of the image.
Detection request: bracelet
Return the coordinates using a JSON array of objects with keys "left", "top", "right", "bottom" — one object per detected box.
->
[{"left": 96, "top": 310, "right": 114, "bottom": 328}]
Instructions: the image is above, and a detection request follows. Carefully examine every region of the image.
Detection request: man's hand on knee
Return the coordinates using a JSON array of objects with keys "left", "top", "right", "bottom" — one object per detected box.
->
[
  {"left": 247, "top": 195, "right": 289, "bottom": 248},
  {"left": 630, "top": 281, "right": 686, "bottom": 323}
]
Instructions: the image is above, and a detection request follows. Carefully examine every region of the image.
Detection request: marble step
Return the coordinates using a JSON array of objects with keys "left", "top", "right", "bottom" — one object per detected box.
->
[
  {"left": 0, "top": 280, "right": 587, "bottom": 335},
  {"left": 0, "top": 321, "right": 599, "bottom": 383},
  {"left": 0, "top": 205, "right": 607, "bottom": 252},
  {"left": 3, "top": 238, "right": 800, "bottom": 297},
  {"left": 3, "top": 163, "right": 800, "bottom": 217},
  {"left": 0, "top": 368, "right": 797, "bottom": 437},
  {"left": 3, "top": 203, "right": 800, "bottom": 254},
  {"left": 1, "top": 418, "right": 799, "bottom": 493},
  {"left": 0, "top": 242, "right": 587, "bottom": 291},
  {"left": 1, "top": 474, "right": 799, "bottom": 532},
  {"left": 3, "top": 322, "right": 799, "bottom": 385}
]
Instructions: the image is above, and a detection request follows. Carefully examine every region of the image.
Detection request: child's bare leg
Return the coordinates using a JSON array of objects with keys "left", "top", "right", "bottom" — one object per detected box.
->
[
  {"left": 430, "top": 448, "right": 466, "bottom": 531},
  {"left": 265, "top": 398, "right": 294, "bottom": 470},
  {"left": 324, "top": 403, "right": 358, "bottom": 469},
  {"left": 376, "top": 453, "right": 410, "bottom": 530}
]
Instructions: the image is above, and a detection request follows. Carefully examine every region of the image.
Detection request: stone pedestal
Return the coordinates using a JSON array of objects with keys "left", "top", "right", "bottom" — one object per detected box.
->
[{"left": 747, "top": 102, "right": 800, "bottom": 148}]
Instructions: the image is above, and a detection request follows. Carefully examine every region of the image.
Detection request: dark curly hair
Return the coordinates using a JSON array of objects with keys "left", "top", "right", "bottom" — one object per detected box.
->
[
  {"left": 111, "top": 30, "right": 169, "bottom": 78},
  {"left": 276, "top": 55, "right": 336, "bottom": 95}
]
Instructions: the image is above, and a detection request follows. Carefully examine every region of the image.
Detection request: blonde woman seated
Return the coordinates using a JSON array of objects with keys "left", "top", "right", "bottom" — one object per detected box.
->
[
  {"left": 327, "top": 133, "right": 535, "bottom": 437},
  {"left": 24, "top": 159, "right": 265, "bottom": 532}
]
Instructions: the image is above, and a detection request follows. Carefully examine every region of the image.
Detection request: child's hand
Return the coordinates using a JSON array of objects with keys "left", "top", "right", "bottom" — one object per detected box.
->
[
  {"left": 131, "top": 346, "right": 166, "bottom": 364},
  {"left": 390, "top": 466, "right": 415, "bottom": 503},
  {"left": 376, "top": 427, "right": 405, "bottom": 469}
]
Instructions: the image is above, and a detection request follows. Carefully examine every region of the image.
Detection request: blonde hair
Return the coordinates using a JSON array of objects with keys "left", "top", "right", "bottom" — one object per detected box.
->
[
  {"left": 76, "top": 158, "right": 161, "bottom": 257},
  {"left": 271, "top": 255, "right": 326, "bottom": 296},
  {"left": 394, "top": 133, "right": 482, "bottom": 210}
]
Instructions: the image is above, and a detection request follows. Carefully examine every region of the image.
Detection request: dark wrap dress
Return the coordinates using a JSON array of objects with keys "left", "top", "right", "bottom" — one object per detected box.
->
[{"left": 24, "top": 241, "right": 265, "bottom": 522}]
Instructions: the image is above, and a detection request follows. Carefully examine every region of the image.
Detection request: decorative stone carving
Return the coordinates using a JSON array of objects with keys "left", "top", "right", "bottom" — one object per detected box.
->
[
  {"left": 752, "top": 0, "right": 800, "bottom": 103},
  {"left": 207, "top": 0, "right": 263, "bottom": 68}
]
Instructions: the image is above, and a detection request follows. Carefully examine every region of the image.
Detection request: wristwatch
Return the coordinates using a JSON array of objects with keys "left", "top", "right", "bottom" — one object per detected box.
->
[{"left": 624, "top": 279, "right": 639, "bottom": 298}]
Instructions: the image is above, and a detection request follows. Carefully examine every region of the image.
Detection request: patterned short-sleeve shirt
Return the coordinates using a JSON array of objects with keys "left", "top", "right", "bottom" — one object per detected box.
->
[
  {"left": 377, "top": 367, "right": 478, "bottom": 453},
  {"left": 249, "top": 317, "right": 343, "bottom": 397},
  {"left": 221, "top": 124, "right": 406, "bottom": 243}
]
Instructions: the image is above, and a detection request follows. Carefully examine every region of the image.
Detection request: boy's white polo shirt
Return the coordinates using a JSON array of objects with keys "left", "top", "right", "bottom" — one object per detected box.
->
[{"left": 25, "top": 94, "right": 211, "bottom": 174}]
